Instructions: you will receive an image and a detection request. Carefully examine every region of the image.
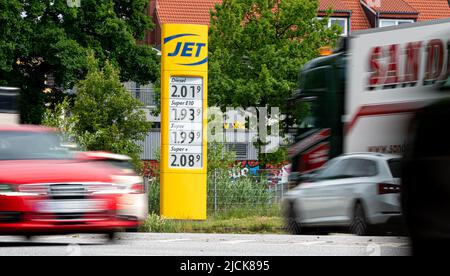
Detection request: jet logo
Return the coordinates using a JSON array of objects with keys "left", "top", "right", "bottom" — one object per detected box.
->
[{"left": 163, "top": 34, "right": 208, "bottom": 66}]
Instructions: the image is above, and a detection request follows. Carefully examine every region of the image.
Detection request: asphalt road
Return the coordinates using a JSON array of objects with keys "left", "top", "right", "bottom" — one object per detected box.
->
[{"left": 0, "top": 233, "right": 411, "bottom": 256}]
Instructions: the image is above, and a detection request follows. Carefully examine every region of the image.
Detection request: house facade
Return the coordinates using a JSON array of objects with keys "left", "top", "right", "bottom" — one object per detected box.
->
[{"left": 144, "top": 0, "right": 450, "bottom": 42}]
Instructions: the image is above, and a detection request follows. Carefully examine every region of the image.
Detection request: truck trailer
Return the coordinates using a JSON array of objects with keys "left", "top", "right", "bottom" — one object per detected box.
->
[{"left": 289, "top": 18, "right": 450, "bottom": 179}]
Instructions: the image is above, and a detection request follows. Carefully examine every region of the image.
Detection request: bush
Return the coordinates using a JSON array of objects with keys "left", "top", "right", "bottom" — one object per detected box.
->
[
  {"left": 140, "top": 214, "right": 176, "bottom": 233},
  {"left": 148, "top": 178, "right": 160, "bottom": 215},
  {"left": 43, "top": 55, "right": 151, "bottom": 171}
]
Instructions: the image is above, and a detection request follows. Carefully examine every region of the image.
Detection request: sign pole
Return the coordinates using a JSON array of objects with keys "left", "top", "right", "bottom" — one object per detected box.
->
[{"left": 160, "top": 24, "right": 208, "bottom": 220}]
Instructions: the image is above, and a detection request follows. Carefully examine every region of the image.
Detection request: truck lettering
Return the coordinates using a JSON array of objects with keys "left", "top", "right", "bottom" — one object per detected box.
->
[
  {"left": 404, "top": 41, "right": 422, "bottom": 86},
  {"left": 368, "top": 39, "right": 450, "bottom": 89}
]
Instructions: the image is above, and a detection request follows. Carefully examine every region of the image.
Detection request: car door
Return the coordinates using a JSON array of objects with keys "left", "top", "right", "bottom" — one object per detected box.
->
[
  {"left": 330, "top": 158, "right": 379, "bottom": 222},
  {"left": 298, "top": 158, "right": 353, "bottom": 224}
]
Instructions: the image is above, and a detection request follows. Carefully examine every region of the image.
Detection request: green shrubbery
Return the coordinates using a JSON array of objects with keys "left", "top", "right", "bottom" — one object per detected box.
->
[{"left": 43, "top": 55, "right": 151, "bottom": 171}]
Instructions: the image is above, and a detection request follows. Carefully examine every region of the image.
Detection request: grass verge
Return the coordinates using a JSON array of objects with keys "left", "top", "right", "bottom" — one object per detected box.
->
[{"left": 139, "top": 206, "right": 286, "bottom": 234}]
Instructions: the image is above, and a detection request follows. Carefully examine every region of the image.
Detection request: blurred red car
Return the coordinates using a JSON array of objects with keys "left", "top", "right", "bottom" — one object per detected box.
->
[
  {"left": 76, "top": 151, "right": 148, "bottom": 226},
  {"left": 0, "top": 125, "right": 141, "bottom": 239}
]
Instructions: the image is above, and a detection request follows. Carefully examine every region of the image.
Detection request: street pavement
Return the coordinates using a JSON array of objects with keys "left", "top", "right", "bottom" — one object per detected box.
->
[{"left": 0, "top": 233, "right": 411, "bottom": 256}]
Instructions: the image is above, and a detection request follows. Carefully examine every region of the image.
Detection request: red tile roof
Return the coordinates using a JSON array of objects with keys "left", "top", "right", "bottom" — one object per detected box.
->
[
  {"left": 152, "top": 0, "right": 450, "bottom": 32},
  {"left": 341, "top": 0, "right": 371, "bottom": 30},
  {"left": 404, "top": 0, "right": 450, "bottom": 21},
  {"left": 362, "top": 0, "right": 418, "bottom": 14},
  {"left": 319, "top": 0, "right": 351, "bottom": 12},
  {"left": 156, "top": 0, "right": 222, "bottom": 25}
]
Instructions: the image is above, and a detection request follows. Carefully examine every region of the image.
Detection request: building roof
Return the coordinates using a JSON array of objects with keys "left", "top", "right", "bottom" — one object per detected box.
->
[
  {"left": 404, "top": 0, "right": 450, "bottom": 21},
  {"left": 156, "top": 0, "right": 222, "bottom": 25},
  {"left": 362, "top": 0, "right": 418, "bottom": 14},
  {"left": 342, "top": 0, "right": 371, "bottom": 30},
  {"left": 319, "top": 0, "right": 351, "bottom": 12},
  {"left": 152, "top": 0, "right": 450, "bottom": 31}
]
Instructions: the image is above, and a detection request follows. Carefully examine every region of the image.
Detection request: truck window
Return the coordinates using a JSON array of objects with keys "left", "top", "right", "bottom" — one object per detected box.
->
[
  {"left": 303, "top": 67, "right": 328, "bottom": 92},
  {"left": 297, "top": 66, "right": 332, "bottom": 132}
]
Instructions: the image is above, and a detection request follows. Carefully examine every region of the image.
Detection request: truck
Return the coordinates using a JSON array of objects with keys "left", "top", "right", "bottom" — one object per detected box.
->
[
  {"left": 0, "top": 86, "right": 20, "bottom": 125},
  {"left": 288, "top": 18, "right": 450, "bottom": 180}
]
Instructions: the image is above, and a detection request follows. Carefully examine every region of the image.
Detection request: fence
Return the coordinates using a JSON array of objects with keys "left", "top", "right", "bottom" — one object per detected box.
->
[
  {"left": 124, "top": 82, "right": 156, "bottom": 107},
  {"left": 208, "top": 169, "right": 288, "bottom": 214},
  {"left": 146, "top": 168, "right": 288, "bottom": 216}
]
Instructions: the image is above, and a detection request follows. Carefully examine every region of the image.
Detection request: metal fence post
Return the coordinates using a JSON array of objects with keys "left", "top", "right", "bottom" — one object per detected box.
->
[{"left": 214, "top": 169, "right": 218, "bottom": 214}]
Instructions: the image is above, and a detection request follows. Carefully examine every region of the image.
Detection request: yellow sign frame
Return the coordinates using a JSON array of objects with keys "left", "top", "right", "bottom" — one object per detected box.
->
[{"left": 160, "top": 24, "right": 208, "bottom": 220}]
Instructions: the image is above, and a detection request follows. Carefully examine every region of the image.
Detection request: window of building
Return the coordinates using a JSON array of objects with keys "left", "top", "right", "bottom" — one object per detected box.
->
[
  {"left": 318, "top": 17, "right": 349, "bottom": 36},
  {"left": 379, "top": 19, "right": 414, "bottom": 28}
]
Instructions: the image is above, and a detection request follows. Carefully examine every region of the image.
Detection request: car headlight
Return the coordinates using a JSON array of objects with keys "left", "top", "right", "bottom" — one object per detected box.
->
[
  {"left": 112, "top": 175, "right": 145, "bottom": 194},
  {"left": 0, "top": 184, "right": 15, "bottom": 193}
]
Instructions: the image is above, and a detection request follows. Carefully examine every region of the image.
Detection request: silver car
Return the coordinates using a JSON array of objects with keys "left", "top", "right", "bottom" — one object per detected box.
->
[{"left": 283, "top": 153, "right": 402, "bottom": 236}]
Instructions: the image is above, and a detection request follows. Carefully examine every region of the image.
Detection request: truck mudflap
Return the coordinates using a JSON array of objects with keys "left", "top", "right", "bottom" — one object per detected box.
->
[{"left": 288, "top": 128, "right": 331, "bottom": 174}]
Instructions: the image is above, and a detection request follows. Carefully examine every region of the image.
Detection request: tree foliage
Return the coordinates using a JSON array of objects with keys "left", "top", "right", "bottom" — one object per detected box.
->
[
  {"left": 0, "top": 0, "right": 159, "bottom": 124},
  {"left": 208, "top": 0, "right": 341, "bottom": 125},
  {"left": 43, "top": 55, "right": 151, "bottom": 170}
]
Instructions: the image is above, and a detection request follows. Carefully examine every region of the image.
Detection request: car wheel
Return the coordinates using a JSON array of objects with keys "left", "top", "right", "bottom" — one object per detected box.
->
[
  {"left": 350, "top": 203, "right": 369, "bottom": 236},
  {"left": 106, "top": 232, "right": 116, "bottom": 242},
  {"left": 285, "top": 202, "right": 302, "bottom": 235},
  {"left": 126, "top": 227, "right": 139, "bottom": 233},
  {"left": 24, "top": 235, "right": 34, "bottom": 241}
]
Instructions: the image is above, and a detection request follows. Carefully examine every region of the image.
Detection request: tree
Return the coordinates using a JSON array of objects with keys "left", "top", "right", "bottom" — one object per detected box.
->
[
  {"left": 0, "top": 0, "right": 159, "bottom": 124},
  {"left": 43, "top": 55, "right": 151, "bottom": 170},
  {"left": 208, "top": 0, "right": 341, "bottom": 166},
  {"left": 209, "top": 0, "right": 340, "bottom": 124}
]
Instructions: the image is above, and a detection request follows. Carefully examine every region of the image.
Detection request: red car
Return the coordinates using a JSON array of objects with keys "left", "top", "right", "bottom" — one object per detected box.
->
[{"left": 0, "top": 125, "right": 142, "bottom": 239}]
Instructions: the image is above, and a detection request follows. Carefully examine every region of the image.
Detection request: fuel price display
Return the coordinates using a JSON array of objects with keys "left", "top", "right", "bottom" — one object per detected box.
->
[{"left": 168, "top": 77, "right": 203, "bottom": 169}]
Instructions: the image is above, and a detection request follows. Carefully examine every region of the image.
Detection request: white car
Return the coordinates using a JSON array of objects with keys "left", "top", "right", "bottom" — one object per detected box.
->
[{"left": 283, "top": 153, "right": 402, "bottom": 236}]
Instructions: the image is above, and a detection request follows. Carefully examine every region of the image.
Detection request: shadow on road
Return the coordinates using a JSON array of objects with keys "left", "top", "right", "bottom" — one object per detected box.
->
[{"left": 0, "top": 241, "right": 103, "bottom": 247}]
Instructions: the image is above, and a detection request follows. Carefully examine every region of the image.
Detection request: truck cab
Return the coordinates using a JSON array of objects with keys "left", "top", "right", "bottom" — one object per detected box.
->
[{"left": 288, "top": 51, "right": 346, "bottom": 176}]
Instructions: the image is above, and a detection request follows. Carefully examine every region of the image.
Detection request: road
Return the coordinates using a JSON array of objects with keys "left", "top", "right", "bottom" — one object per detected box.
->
[{"left": 0, "top": 233, "right": 411, "bottom": 256}]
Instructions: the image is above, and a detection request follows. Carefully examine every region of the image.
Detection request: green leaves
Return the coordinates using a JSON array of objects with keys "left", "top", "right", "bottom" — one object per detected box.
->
[
  {"left": 0, "top": 0, "right": 160, "bottom": 124},
  {"left": 209, "top": 0, "right": 340, "bottom": 114},
  {"left": 44, "top": 55, "right": 151, "bottom": 171},
  {"left": 73, "top": 56, "right": 151, "bottom": 170},
  {"left": 208, "top": 0, "right": 340, "bottom": 165}
]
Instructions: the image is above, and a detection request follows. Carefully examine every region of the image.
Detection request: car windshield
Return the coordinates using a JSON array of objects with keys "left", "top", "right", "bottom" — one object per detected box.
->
[
  {"left": 105, "top": 160, "right": 134, "bottom": 170},
  {"left": 0, "top": 131, "right": 73, "bottom": 160}
]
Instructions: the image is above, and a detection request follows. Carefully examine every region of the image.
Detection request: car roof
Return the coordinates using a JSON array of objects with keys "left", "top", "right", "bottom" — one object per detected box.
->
[
  {"left": 80, "top": 151, "right": 132, "bottom": 161},
  {"left": 0, "top": 124, "right": 56, "bottom": 133},
  {"left": 340, "top": 152, "right": 401, "bottom": 161}
]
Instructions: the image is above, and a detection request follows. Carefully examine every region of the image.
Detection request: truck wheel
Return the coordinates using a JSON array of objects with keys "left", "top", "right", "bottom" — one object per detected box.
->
[{"left": 350, "top": 203, "right": 369, "bottom": 236}]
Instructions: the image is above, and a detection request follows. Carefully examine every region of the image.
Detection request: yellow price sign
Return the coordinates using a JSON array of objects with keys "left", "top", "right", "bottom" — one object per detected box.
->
[{"left": 160, "top": 24, "right": 208, "bottom": 220}]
